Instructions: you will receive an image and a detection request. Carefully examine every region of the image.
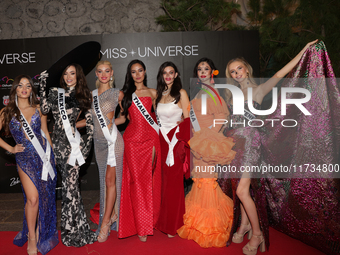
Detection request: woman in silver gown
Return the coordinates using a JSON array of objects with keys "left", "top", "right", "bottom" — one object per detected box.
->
[{"left": 78, "top": 60, "right": 124, "bottom": 242}]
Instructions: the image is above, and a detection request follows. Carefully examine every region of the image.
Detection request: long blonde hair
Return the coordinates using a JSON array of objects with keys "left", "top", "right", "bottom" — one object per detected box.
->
[
  {"left": 226, "top": 57, "right": 256, "bottom": 83},
  {"left": 95, "top": 60, "right": 115, "bottom": 88},
  {"left": 225, "top": 57, "right": 257, "bottom": 103}
]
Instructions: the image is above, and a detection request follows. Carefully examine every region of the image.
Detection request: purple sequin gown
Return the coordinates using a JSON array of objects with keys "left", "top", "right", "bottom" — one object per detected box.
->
[
  {"left": 219, "top": 101, "right": 270, "bottom": 249},
  {"left": 10, "top": 109, "right": 59, "bottom": 255},
  {"left": 219, "top": 41, "right": 340, "bottom": 255}
]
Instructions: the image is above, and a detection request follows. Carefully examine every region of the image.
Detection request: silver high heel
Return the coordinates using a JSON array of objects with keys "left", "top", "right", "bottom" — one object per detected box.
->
[{"left": 97, "top": 214, "right": 118, "bottom": 243}]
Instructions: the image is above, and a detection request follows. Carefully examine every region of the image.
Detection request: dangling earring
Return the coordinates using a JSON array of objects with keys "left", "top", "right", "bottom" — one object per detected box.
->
[
  {"left": 30, "top": 93, "right": 32, "bottom": 106},
  {"left": 110, "top": 76, "right": 113, "bottom": 81},
  {"left": 247, "top": 72, "right": 249, "bottom": 85},
  {"left": 15, "top": 94, "right": 18, "bottom": 107}
]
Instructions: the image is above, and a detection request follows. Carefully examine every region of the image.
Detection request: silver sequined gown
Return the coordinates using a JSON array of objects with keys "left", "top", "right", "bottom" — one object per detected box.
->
[{"left": 91, "top": 88, "right": 124, "bottom": 234}]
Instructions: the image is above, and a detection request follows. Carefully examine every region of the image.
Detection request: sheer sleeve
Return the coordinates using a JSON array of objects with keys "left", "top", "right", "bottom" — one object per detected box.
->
[
  {"left": 39, "top": 71, "right": 52, "bottom": 115},
  {"left": 81, "top": 109, "right": 93, "bottom": 159}
]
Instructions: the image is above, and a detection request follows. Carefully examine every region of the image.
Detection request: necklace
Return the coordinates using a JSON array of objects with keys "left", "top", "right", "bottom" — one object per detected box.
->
[{"left": 162, "top": 89, "right": 170, "bottom": 96}]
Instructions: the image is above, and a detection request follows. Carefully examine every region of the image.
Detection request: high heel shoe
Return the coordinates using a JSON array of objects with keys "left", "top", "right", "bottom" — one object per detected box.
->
[
  {"left": 98, "top": 213, "right": 118, "bottom": 243},
  {"left": 27, "top": 233, "right": 37, "bottom": 255},
  {"left": 110, "top": 214, "right": 118, "bottom": 224},
  {"left": 138, "top": 235, "right": 147, "bottom": 242},
  {"left": 232, "top": 223, "right": 252, "bottom": 243},
  {"left": 97, "top": 219, "right": 113, "bottom": 243},
  {"left": 242, "top": 232, "right": 265, "bottom": 255}
]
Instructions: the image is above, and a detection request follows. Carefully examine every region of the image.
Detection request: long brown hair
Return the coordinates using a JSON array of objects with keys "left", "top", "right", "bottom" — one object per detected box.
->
[
  {"left": 156, "top": 61, "right": 182, "bottom": 106},
  {"left": 60, "top": 63, "right": 92, "bottom": 111},
  {"left": 1, "top": 75, "right": 39, "bottom": 134}
]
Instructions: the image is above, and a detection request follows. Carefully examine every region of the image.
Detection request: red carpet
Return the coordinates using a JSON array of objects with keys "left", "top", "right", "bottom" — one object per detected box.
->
[{"left": 0, "top": 227, "right": 325, "bottom": 255}]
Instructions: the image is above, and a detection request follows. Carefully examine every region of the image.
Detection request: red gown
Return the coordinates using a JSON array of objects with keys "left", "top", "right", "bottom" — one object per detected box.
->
[
  {"left": 118, "top": 97, "right": 161, "bottom": 238},
  {"left": 156, "top": 118, "right": 191, "bottom": 236}
]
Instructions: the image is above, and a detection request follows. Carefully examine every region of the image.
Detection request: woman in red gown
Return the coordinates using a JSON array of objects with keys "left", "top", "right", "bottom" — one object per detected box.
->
[
  {"left": 155, "top": 61, "right": 190, "bottom": 238},
  {"left": 118, "top": 59, "right": 161, "bottom": 242}
]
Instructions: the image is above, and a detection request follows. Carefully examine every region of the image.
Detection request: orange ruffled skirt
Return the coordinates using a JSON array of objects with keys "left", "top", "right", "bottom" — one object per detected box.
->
[{"left": 177, "top": 178, "right": 233, "bottom": 248}]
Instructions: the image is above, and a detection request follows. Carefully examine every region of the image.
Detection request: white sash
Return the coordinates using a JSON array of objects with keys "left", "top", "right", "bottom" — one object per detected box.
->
[
  {"left": 155, "top": 109, "right": 179, "bottom": 167},
  {"left": 132, "top": 93, "right": 159, "bottom": 134},
  {"left": 189, "top": 103, "right": 200, "bottom": 132},
  {"left": 58, "top": 88, "right": 85, "bottom": 166},
  {"left": 92, "top": 89, "right": 117, "bottom": 167},
  {"left": 19, "top": 112, "right": 55, "bottom": 181},
  {"left": 244, "top": 108, "right": 256, "bottom": 121}
]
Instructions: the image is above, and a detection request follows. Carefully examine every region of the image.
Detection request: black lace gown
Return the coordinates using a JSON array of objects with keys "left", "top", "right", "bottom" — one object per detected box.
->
[{"left": 40, "top": 77, "right": 97, "bottom": 247}]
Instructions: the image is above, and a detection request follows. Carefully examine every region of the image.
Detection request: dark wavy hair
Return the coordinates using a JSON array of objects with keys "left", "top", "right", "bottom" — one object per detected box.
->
[
  {"left": 156, "top": 61, "right": 182, "bottom": 106},
  {"left": 121, "top": 59, "right": 147, "bottom": 116},
  {"left": 193, "top": 57, "right": 217, "bottom": 78},
  {"left": 1, "top": 74, "right": 39, "bottom": 134},
  {"left": 60, "top": 63, "right": 92, "bottom": 111}
]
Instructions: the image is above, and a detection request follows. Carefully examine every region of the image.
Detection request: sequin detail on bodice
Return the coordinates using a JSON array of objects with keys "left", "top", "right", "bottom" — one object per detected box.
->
[
  {"left": 91, "top": 88, "right": 120, "bottom": 141},
  {"left": 9, "top": 109, "right": 44, "bottom": 149},
  {"left": 228, "top": 100, "right": 261, "bottom": 129}
]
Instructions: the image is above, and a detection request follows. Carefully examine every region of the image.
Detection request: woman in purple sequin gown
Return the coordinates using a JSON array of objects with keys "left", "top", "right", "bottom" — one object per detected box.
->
[
  {"left": 262, "top": 41, "right": 340, "bottom": 255},
  {"left": 0, "top": 75, "right": 58, "bottom": 255},
  {"left": 220, "top": 41, "right": 340, "bottom": 255},
  {"left": 218, "top": 40, "right": 324, "bottom": 255}
]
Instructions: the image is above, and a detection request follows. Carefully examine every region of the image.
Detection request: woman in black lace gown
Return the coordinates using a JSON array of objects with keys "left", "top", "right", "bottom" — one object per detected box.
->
[{"left": 39, "top": 64, "right": 97, "bottom": 246}]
